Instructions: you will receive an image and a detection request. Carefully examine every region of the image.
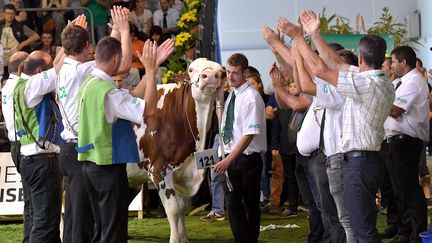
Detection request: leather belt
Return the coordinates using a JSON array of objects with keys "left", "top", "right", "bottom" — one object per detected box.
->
[
  {"left": 345, "top": 150, "right": 378, "bottom": 159},
  {"left": 65, "top": 138, "right": 78, "bottom": 144},
  {"left": 387, "top": 134, "right": 412, "bottom": 143},
  {"left": 23, "top": 153, "right": 57, "bottom": 160}
]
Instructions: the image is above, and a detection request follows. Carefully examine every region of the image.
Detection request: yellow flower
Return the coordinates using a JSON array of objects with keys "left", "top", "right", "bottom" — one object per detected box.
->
[
  {"left": 177, "top": 9, "right": 198, "bottom": 29},
  {"left": 175, "top": 32, "right": 192, "bottom": 48},
  {"left": 162, "top": 70, "right": 174, "bottom": 84},
  {"left": 185, "top": 0, "right": 201, "bottom": 9}
]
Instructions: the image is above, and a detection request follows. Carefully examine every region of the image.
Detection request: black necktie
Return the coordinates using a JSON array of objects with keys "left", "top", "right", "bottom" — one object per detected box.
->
[
  {"left": 395, "top": 80, "right": 402, "bottom": 90},
  {"left": 223, "top": 93, "right": 236, "bottom": 144},
  {"left": 163, "top": 12, "right": 168, "bottom": 28}
]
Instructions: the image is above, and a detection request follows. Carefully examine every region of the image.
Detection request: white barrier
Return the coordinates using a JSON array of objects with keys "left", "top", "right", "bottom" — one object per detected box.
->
[
  {"left": 0, "top": 152, "right": 142, "bottom": 218},
  {"left": 0, "top": 152, "right": 24, "bottom": 215}
]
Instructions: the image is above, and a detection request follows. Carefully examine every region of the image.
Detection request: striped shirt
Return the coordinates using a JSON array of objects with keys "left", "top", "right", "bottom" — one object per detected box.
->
[{"left": 337, "top": 65, "right": 395, "bottom": 152}]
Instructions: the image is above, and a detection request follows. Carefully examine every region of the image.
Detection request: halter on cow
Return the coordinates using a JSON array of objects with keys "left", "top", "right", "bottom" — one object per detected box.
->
[{"left": 132, "top": 58, "right": 224, "bottom": 243}]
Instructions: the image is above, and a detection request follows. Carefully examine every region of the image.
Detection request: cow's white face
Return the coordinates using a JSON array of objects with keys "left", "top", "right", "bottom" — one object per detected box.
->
[{"left": 188, "top": 58, "right": 223, "bottom": 101}]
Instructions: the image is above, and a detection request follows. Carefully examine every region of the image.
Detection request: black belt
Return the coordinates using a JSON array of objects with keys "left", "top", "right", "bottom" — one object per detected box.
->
[
  {"left": 65, "top": 138, "right": 78, "bottom": 144},
  {"left": 387, "top": 134, "right": 417, "bottom": 143},
  {"left": 10, "top": 141, "right": 21, "bottom": 146},
  {"left": 23, "top": 153, "right": 57, "bottom": 160},
  {"left": 345, "top": 150, "right": 378, "bottom": 159}
]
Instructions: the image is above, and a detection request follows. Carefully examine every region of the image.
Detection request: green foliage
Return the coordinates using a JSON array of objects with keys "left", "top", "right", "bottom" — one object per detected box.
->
[
  {"left": 319, "top": 7, "right": 354, "bottom": 34},
  {"left": 367, "top": 7, "right": 411, "bottom": 47}
]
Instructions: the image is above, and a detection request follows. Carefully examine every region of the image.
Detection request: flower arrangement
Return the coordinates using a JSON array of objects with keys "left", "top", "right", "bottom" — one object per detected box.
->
[{"left": 163, "top": 0, "right": 205, "bottom": 83}]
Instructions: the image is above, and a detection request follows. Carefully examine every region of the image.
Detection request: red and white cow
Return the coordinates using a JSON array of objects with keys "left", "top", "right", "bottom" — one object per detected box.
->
[{"left": 133, "top": 58, "right": 224, "bottom": 243}]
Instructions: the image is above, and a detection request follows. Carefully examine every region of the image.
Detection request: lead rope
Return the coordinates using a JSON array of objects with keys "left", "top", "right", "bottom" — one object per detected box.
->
[{"left": 215, "top": 97, "right": 233, "bottom": 192}]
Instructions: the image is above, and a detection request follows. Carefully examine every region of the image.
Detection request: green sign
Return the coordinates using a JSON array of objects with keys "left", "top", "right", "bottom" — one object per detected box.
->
[{"left": 321, "top": 34, "right": 395, "bottom": 57}]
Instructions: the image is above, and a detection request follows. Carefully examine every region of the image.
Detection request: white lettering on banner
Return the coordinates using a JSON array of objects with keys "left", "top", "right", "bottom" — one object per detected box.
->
[{"left": 0, "top": 152, "right": 24, "bottom": 215}]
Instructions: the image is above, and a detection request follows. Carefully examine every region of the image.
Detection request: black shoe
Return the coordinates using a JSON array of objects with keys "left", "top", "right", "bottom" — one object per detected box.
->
[
  {"left": 379, "top": 225, "right": 398, "bottom": 239},
  {"left": 389, "top": 234, "right": 410, "bottom": 243}
]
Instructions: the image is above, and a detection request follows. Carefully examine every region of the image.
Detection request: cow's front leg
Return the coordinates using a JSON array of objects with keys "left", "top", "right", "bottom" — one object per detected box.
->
[
  {"left": 176, "top": 196, "right": 188, "bottom": 243},
  {"left": 157, "top": 175, "right": 181, "bottom": 243}
]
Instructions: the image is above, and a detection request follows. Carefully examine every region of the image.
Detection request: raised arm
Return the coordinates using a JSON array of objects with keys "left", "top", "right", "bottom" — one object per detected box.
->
[
  {"left": 270, "top": 63, "right": 310, "bottom": 111},
  {"left": 131, "top": 40, "right": 158, "bottom": 117},
  {"left": 110, "top": 6, "right": 132, "bottom": 76},
  {"left": 262, "top": 25, "right": 293, "bottom": 79},
  {"left": 292, "top": 40, "right": 316, "bottom": 95},
  {"left": 299, "top": 11, "right": 349, "bottom": 71},
  {"left": 278, "top": 18, "right": 339, "bottom": 87}
]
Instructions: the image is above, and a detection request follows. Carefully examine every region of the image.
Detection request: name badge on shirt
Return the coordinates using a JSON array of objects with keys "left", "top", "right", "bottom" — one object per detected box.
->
[{"left": 194, "top": 148, "right": 220, "bottom": 169}]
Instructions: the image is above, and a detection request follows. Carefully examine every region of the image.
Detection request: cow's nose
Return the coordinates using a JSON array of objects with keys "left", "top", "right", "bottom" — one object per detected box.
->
[{"left": 200, "top": 71, "right": 218, "bottom": 87}]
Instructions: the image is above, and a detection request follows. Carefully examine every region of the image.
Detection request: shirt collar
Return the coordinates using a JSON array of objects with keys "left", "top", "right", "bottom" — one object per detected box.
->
[
  {"left": 360, "top": 69, "right": 385, "bottom": 78},
  {"left": 20, "top": 73, "right": 31, "bottom": 80},
  {"left": 233, "top": 81, "right": 250, "bottom": 96},
  {"left": 8, "top": 73, "right": 19, "bottom": 81},
  {"left": 90, "top": 68, "right": 115, "bottom": 85},
  {"left": 64, "top": 57, "right": 82, "bottom": 65},
  {"left": 401, "top": 68, "right": 420, "bottom": 83}
]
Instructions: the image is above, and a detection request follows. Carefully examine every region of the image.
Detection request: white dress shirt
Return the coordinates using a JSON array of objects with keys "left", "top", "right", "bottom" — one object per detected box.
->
[
  {"left": 2, "top": 73, "right": 20, "bottom": 141},
  {"left": 337, "top": 65, "right": 395, "bottom": 152},
  {"left": 315, "top": 77, "right": 345, "bottom": 156},
  {"left": 84, "top": 68, "right": 146, "bottom": 125},
  {"left": 153, "top": 8, "right": 180, "bottom": 29},
  {"left": 384, "top": 68, "right": 430, "bottom": 141},
  {"left": 20, "top": 69, "right": 60, "bottom": 156},
  {"left": 220, "top": 82, "right": 267, "bottom": 156},
  {"left": 297, "top": 98, "right": 323, "bottom": 156},
  {"left": 56, "top": 58, "right": 95, "bottom": 140}
]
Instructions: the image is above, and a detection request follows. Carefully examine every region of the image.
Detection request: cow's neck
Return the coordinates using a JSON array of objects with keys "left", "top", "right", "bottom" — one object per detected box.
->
[{"left": 193, "top": 97, "right": 216, "bottom": 151}]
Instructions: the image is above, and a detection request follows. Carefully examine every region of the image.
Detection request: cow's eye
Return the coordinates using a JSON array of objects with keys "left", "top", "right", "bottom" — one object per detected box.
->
[{"left": 189, "top": 68, "right": 193, "bottom": 73}]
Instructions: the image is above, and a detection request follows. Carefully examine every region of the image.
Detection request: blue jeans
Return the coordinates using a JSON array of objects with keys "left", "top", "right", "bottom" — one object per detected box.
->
[
  {"left": 344, "top": 153, "right": 383, "bottom": 243},
  {"left": 210, "top": 168, "right": 225, "bottom": 215},
  {"left": 20, "top": 154, "right": 62, "bottom": 243},
  {"left": 326, "top": 153, "right": 356, "bottom": 243},
  {"left": 296, "top": 154, "right": 330, "bottom": 243},
  {"left": 260, "top": 151, "right": 270, "bottom": 201},
  {"left": 308, "top": 151, "right": 345, "bottom": 243}
]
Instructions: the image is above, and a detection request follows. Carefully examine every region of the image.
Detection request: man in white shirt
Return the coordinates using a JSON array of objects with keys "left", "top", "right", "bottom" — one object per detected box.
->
[
  {"left": 56, "top": 8, "right": 133, "bottom": 242},
  {"left": 153, "top": 0, "right": 179, "bottom": 34},
  {"left": 283, "top": 11, "right": 395, "bottom": 243},
  {"left": 262, "top": 28, "right": 330, "bottom": 242},
  {"left": 214, "top": 53, "right": 266, "bottom": 243},
  {"left": 292, "top": 42, "right": 358, "bottom": 243},
  {"left": 13, "top": 50, "right": 63, "bottom": 243},
  {"left": 1, "top": 51, "right": 31, "bottom": 242},
  {"left": 383, "top": 45, "right": 429, "bottom": 242}
]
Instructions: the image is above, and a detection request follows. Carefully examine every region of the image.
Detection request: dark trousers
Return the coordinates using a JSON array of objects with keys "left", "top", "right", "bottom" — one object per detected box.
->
[
  {"left": 296, "top": 154, "right": 330, "bottom": 243},
  {"left": 307, "top": 151, "right": 346, "bottom": 243},
  {"left": 20, "top": 153, "right": 62, "bottom": 243},
  {"left": 82, "top": 161, "right": 129, "bottom": 243},
  {"left": 224, "top": 153, "right": 262, "bottom": 243},
  {"left": 344, "top": 152, "right": 383, "bottom": 243},
  {"left": 59, "top": 143, "right": 94, "bottom": 243},
  {"left": 378, "top": 142, "right": 401, "bottom": 227},
  {"left": 11, "top": 142, "right": 33, "bottom": 243},
  {"left": 388, "top": 135, "right": 427, "bottom": 241},
  {"left": 281, "top": 153, "right": 299, "bottom": 211}
]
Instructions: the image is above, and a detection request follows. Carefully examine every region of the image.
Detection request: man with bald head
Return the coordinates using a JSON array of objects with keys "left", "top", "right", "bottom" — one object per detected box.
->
[
  {"left": 1, "top": 51, "right": 33, "bottom": 242},
  {"left": 13, "top": 50, "right": 63, "bottom": 242}
]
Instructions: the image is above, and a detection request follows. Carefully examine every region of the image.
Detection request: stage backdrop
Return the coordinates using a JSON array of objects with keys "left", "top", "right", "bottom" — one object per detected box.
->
[{"left": 321, "top": 34, "right": 395, "bottom": 57}]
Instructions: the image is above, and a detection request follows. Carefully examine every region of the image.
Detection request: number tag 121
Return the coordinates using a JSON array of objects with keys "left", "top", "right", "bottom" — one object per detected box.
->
[{"left": 194, "top": 148, "right": 220, "bottom": 169}]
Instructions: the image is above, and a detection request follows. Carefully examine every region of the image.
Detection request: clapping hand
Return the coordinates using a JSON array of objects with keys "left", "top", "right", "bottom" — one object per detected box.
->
[
  {"left": 299, "top": 11, "right": 320, "bottom": 36},
  {"left": 156, "top": 39, "right": 175, "bottom": 66},
  {"left": 138, "top": 40, "right": 158, "bottom": 73},
  {"left": 277, "top": 17, "right": 302, "bottom": 38}
]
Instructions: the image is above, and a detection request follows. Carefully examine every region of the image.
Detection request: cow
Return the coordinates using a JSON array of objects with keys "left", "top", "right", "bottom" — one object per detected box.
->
[{"left": 131, "top": 58, "right": 224, "bottom": 243}]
